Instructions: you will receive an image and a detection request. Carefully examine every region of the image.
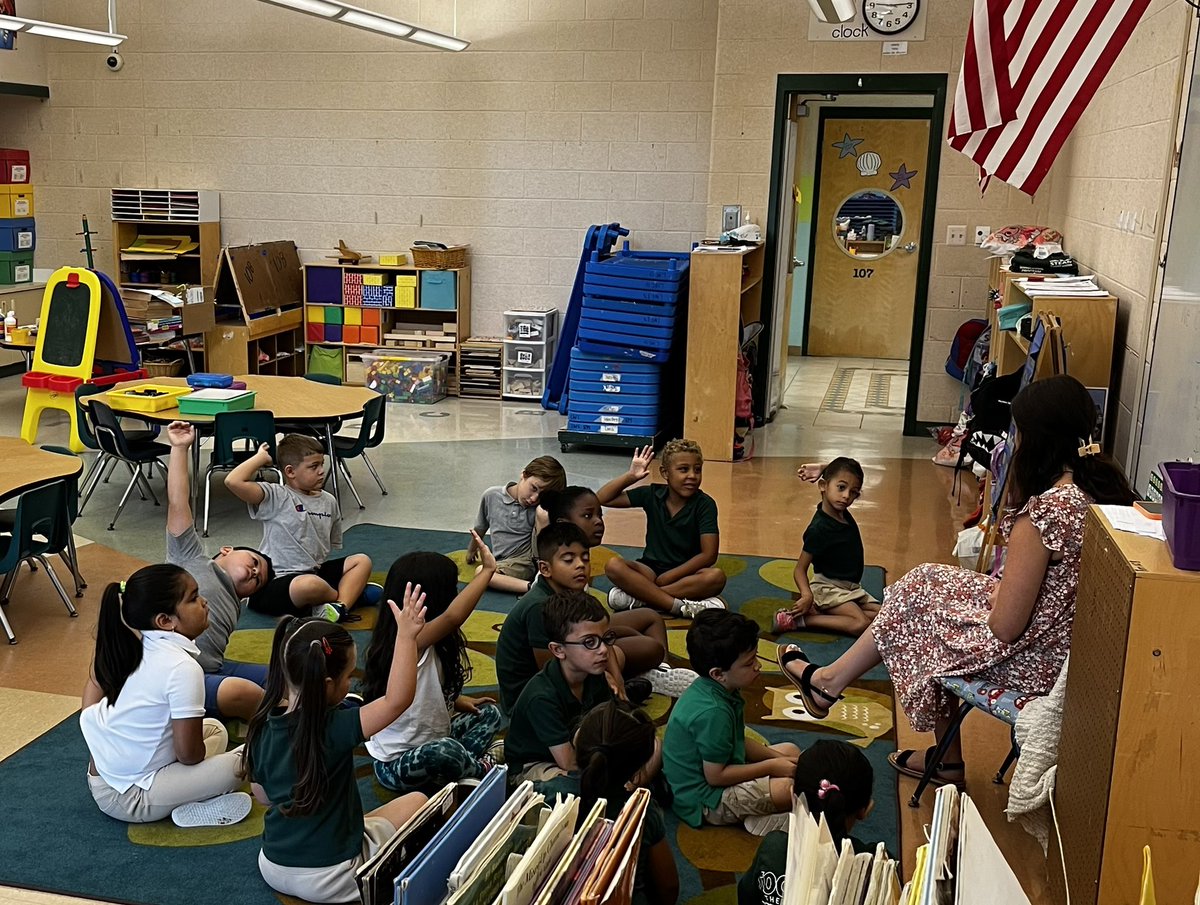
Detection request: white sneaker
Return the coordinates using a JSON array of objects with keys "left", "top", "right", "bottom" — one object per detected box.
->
[
  {"left": 171, "top": 791, "right": 253, "bottom": 828},
  {"left": 608, "top": 587, "right": 640, "bottom": 612},
  {"left": 645, "top": 666, "right": 699, "bottom": 698},
  {"left": 675, "top": 597, "right": 727, "bottom": 619},
  {"left": 744, "top": 812, "right": 790, "bottom": 836}
]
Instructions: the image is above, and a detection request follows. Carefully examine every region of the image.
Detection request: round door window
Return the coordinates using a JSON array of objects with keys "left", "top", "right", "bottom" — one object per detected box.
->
[{"left": 833, "top": 189, "right": 904, "bottom": 260}]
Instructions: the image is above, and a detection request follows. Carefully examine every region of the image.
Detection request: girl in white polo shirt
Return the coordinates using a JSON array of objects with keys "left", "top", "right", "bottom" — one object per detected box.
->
[{"left": 80, "top": 563, "right": 250, "bottom": 826}]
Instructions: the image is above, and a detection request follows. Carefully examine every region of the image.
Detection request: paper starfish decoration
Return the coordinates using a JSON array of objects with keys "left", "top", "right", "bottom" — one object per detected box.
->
[
  {"left": 832, "top": 132, "right": 865, "bottom": 159},
  {"left": 889, "top": 163, "right": 918, "bottom": 190}
]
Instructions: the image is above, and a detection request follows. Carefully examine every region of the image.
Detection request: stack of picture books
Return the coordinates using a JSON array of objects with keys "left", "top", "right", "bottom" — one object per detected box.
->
[{"left": 355, "top": 766, "right": 652, "bottom": 905}]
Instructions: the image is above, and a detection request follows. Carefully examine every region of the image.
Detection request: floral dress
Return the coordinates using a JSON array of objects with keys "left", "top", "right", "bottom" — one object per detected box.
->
[{"left": 872, "top": 483, "right": 1091, "bottom": 732}]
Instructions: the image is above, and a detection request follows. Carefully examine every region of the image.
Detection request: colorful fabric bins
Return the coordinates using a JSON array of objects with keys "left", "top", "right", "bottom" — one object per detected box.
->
[
  {"left": 363, "top": 350, "right": 448, "bottom": 404},
  {"left": 419, "top": 270, "right": 457, "bottom": 310}
]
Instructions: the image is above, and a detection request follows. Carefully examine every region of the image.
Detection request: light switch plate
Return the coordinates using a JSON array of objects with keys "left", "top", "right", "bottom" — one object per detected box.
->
[
  {"left": 723, "top": 205, "right": 742, "bottom": 232},
  {"left": 947, "top": 225, "right": 967, "bottom": 246}
]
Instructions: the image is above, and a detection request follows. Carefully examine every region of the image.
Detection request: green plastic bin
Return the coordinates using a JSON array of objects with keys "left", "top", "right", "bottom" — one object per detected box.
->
[{"left": 177, "top": 389, "right": 257, "bottom": 415}]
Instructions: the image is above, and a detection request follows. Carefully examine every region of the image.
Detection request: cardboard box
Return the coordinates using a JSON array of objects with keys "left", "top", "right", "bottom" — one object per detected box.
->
[
  {"left": 396, "top": 286, "right": 416, "bottom": 309},
  {"left": 0, "top": 250, "right": 33, "bottom": 283},
  {"left": 0, "top": 149, "right": 30, "bottom": 184},
  {"left": 363, "top": 273, "right": 385, "bottom": 287},
  {"left": 343, "top": 325, "right": 361, "bottom": 344},
  {"left": 0, "top": 186, "right": 34, "bottom": 219},
  {"left": 361, "top": 326, "right": 379, "bottom": 345},
  {"left": 379, "top": 253, "right": 407, "bottom": 266},
  {"left": 0, "top": 218, "right": 35, "bottom": 252},
  {"left": 395, "top": 274, "right": 417, "bottom": 287}
]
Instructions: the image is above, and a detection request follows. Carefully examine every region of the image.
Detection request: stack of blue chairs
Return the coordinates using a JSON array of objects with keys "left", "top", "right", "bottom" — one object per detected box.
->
[{"left": 564, "top": 247, "right": 689, "bottom": 438}]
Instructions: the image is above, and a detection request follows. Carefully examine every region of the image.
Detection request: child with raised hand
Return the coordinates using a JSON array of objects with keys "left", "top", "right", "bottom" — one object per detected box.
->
[
  {"left": 243, "top": 586, "right": 429, "bottom": 905},
  {"left": 598, "top": 441, "right": 726, "bottom": 619},
  {"left": 663, "top": 610, "right": 799, "bottom": 836},
  {"left": 225, "top": 433, "right": 377, "bottom": 624},
  {"left": 738, "top": 741, "right": 876, "bottom": 905},
  {"left": 363, "top": 533, "right": 504, "bottom": 794},
  {"left": 542, "top": 487, "right": 696, "bottom": 699},
  {"left": 166, "top": 421, "right": 272, "bottom": 722},
  {"left": 80, "top": 564, "right": 251, "bottom": 827},
  {"left": 468, "top": 454, "right": 567, "bottom": 594},
  {"left": 542, "top": 702, "right": 680, "bottom": 905},
  {"left": 774, "top": 457, "right": 879, "bottom": 637}
]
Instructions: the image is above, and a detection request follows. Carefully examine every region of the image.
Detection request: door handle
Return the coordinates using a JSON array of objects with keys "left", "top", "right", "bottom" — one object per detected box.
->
[
  {"left": 792, "top": 258, "right": 805, "bottom": 267},
  {"left": 904, "top": 243, "right": 917, "bottom": 254}
]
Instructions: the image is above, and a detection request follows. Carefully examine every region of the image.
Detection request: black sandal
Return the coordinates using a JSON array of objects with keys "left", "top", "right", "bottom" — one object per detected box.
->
[
  {"left": 776, "top": 644, "right": 842, "bottom": 719},
  {"left": 888, "top": 746, "right": 966, "bottom": 788}
]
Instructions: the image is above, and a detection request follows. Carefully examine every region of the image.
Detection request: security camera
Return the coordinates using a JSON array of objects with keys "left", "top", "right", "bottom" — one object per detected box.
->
[{"left": 105, "top": 52, "right": 124, "bottom": 72}]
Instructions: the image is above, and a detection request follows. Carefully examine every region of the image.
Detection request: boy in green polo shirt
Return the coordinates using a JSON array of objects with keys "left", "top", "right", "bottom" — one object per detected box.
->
[
  {"left": 663, "top": 610, "right": 800, "bottom": 835},
  {"left": 597, "top": 439, "right": 726, "bottom": 618},
  {"left": 504, "top": 590, "right": 618, "bottom": 785}
]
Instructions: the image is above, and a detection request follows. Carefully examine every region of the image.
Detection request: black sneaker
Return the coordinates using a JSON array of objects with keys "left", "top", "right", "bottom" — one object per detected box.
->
[{"left": 624, "top": 676, "right": 653, "bottom": 706}]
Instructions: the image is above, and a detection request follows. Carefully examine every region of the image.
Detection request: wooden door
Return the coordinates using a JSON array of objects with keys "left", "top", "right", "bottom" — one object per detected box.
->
[{"left": 808, "top": 116, "right": 930, "bottom": 359}]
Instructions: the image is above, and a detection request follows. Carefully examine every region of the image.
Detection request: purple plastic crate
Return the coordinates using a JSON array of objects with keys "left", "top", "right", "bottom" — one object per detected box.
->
[
  {"left": 306, "top": 266, "right": 342, "bottom": 303},
  {"left": 1161, "top": 461, "right": 1200, "bottom": 571}
]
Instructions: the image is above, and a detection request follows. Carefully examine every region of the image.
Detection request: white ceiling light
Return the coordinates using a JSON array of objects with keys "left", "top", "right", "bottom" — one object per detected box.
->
[
  {"left": 0, "top": 14, "right": 126, "bottom": 46},
  {"left": 257, "top": 0, "right": 469, "bottom": 50}
]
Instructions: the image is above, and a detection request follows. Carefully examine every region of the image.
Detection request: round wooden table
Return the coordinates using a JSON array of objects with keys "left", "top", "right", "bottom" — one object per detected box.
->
[
  {"left": 0, "top": 438, "right": 84, "bottom": 501},
  {"left": 84, "top": 375, "right": 377, "bottom": 499}
]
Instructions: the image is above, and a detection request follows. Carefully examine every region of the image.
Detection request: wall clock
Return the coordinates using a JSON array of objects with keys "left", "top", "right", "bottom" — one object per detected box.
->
[{"left": 862, "top": 0, "right": 919, "bottom": 34}]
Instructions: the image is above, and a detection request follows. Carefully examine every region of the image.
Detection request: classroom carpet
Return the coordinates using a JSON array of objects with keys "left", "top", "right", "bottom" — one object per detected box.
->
[{"left": 0, "top": 526, "right": 897, "bottom": 905}]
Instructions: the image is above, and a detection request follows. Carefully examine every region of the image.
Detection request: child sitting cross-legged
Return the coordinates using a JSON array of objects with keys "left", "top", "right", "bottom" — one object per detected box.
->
[
  {"left": 80, "top": 564, "right": 251, "bottom": 827},
  {"left": 663, "top": 610, "right": 799, "bottom": 836},
  {"left": 506, "top": 590, "right": 663, "bottom": 789},
  {"left": 225, "top": 434, "right": 378, "bottom": 624},
  {"left": 774, "top": 457, "right": 879, "bottom": 637},
  {"left": 468, "top": 455, "right": 566, "bottom": 594},
  {"left": 598, "top": 441, "right": 726, "bottom": 619},
  {"left": 738, "top": 741, "right": 878, "bottom": 905},
  {"left": 243, "top": 588, "right": 429, "bottom": 904},
  {"left": 362, "top": 535, "right": 504, "bottom": 793},
  {"left": 540, "top": 702, "right": 681, "bottom": 905}
]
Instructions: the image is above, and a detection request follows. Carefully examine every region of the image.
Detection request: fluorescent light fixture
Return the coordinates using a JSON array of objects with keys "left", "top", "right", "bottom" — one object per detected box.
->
[
  {"left": 807, "top": 0, "right": 857, "bottom": 23},
  {"left": 0, "top": 14, "right": 126, "bottom": 46},
  {"left": 256, "top": 0, "right": 469, "bottom": 50}
]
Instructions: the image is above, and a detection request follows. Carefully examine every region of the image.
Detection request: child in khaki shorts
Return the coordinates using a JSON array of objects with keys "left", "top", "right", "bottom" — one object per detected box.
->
[
  {"left": 468, "top": 455, "right": 566, "bottom": 594},
  {"left": 663, "top": 610, "right": 799, "bottom": 835}
]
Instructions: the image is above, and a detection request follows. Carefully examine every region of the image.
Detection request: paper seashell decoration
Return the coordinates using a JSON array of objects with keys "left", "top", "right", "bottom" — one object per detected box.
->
[{"left": 857, "top": 151, "right": 882, "bottom": 177}]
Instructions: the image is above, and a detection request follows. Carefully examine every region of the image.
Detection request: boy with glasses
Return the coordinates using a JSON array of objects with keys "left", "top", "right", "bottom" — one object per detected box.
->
[{"left": 504, "top": 590, "right": 617, "bottom": 787}]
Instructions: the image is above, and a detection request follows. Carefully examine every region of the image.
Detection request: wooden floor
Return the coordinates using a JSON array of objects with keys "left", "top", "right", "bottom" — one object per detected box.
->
[{"left": 0, "top": 454, "right": 1051, "bottom": 903}]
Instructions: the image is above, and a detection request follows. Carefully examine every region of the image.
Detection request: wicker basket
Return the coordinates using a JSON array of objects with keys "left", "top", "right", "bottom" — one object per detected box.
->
[
  {"left": 143, "top": 358, "right": 183, "bottom": 378},
  {"left": 410, "top": 244, "right": 470, "bottom": 269}
]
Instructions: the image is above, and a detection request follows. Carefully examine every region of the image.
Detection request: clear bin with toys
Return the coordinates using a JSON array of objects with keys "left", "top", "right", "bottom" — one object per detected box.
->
[{"left": 362, "top": 350, "right": 448, "bottom": 404}]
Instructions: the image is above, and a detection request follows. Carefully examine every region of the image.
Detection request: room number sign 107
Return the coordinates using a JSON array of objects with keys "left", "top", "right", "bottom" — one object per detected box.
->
[{"left": 853, "top": 268, "right": 875, "bottom": 278}]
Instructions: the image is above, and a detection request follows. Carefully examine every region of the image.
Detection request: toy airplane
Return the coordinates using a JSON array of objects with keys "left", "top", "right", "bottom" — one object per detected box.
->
[{"left": 327, "top": 240, "right": 372, "bottom": 265}]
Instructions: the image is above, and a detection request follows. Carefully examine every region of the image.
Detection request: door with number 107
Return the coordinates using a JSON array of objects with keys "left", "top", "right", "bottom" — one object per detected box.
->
[{"left": 808, "top": 115, "right": 930, "bottom": 359}]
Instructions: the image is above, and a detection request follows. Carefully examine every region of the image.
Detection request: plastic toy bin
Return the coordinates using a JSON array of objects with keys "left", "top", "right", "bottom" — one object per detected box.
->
[
  {"left": 1161, "top": 461, "right": 1200, "bottom": 571},
  {"left": 363, "top": 350, "right": 448, "bottom": 404}
]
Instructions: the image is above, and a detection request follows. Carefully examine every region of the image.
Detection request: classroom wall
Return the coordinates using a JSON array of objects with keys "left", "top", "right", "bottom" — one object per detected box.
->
[
  {"left": 1042, "top": 0, "right": 1195, "bottom": 468},
  {"left": 0, "top": 0, "right": 719, "bottom": 337},
  {"left": 707, "top": 0, "right": 1050, "bottom": 424}
]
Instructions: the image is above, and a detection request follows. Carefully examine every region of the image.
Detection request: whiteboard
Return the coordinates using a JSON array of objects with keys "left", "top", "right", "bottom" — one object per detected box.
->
[{"left": 1136, "top": 58, "right": 1200, "bottom": 496}]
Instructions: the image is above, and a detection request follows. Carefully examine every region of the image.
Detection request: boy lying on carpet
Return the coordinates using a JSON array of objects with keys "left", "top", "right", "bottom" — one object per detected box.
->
[
  {"left": 166, "top": 422, "right": 272, "bottom": 721},
  {"left": 225, "top": 433, "right": 379, "bottom": 623},
  {"left": 664, "top": 609, "right": 799, "bottom": 836}
]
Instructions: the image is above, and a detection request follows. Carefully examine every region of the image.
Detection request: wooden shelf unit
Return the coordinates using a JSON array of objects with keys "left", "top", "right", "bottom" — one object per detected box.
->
[
  {"left": 1052, "top": 508, "right": 1200, "bottom": 905},
  {"left": 110, "top": 188, "right": 220, "bottom": 363},
  {"left": 683, "top": 245, "right": 765, "bottom": 462},
  {"left": 302, "top": 262, "right": 471, "bottom": 393},
  {"left": 204, "top": 307, "right": 306, "bottom": 377}
]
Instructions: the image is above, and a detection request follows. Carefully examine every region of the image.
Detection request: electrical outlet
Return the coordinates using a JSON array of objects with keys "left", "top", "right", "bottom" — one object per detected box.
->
[
  {"left": 973, "top": 225, "right": 990, "bottom": 246},
  {"left": 722, "top": 205, "right": 742, "bottom": 232},
  {"left": 946, "top": 225, "right": 967, "bottom": 246}
]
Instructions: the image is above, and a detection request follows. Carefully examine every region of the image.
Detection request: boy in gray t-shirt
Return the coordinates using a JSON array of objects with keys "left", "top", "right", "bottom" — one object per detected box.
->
[
  {"left": 467, "top": 454, "right": 566, "bottom": 594},
  {"left": 166, "top": 421, "right": 272, "bottom": 721},
  {"left": 225, "top": 433, "right": 376, "bottom": 622}
]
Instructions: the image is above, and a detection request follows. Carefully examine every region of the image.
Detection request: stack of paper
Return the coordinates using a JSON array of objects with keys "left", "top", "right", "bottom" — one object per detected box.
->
[
  {"left": 1015, "top": 275, "right": 1108, "bottom": 297},
  {"left": 1097, "top": 504, "right": 1167, "bottom": 541}
]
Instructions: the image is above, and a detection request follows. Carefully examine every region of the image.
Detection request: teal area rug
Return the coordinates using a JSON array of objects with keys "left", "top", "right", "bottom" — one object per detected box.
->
[{"left": 0, "top": 525, "right": 896, "bottom": 905}]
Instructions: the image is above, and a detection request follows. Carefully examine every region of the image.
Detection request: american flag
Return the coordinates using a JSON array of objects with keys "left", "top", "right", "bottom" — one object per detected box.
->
[{"left": 948, "top": 0, "right": 1151, "bottom": 196}]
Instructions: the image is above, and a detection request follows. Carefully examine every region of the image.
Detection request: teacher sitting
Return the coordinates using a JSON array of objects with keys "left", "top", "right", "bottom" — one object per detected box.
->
[{"left": 780, "top": 374, "right": 1135, "bottom": 785}]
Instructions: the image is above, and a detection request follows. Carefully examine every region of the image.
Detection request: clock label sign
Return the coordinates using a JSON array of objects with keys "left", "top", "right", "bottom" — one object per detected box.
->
[{"left": 808, "top": 0, "right": 925, "bottom": 41}]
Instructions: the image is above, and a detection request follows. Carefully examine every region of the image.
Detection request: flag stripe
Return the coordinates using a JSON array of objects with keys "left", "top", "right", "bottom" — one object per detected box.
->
[{"left": 947, "top": 0, "right": 1150, "bottom": 196}]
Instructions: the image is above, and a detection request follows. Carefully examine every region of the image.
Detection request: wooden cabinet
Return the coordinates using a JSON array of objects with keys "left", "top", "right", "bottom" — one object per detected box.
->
[
  {"left": 1051, "top": 508, "right": 1200, "bottom": 905},
  {"left": 683, "top": 244, "right": 764, "bottom": 462},
  {"left": 204, "top": 309, "right": 306, "bottom": 378},
  {"left": 302, "top": 262, "right": 471, "bottom": 393}
]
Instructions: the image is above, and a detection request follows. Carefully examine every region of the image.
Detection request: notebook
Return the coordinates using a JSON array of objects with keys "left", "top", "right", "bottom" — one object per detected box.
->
[{"left": 354, "top": 782, "right": 459, "bottom": 905}]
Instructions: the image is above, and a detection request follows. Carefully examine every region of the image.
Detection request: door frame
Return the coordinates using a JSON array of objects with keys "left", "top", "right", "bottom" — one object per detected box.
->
[
  {"left": 761, "top": 73, "right": 948, "bottom": 437},
  {"left": 803, "top": 106, "right": 934, "bottom": 357}
]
